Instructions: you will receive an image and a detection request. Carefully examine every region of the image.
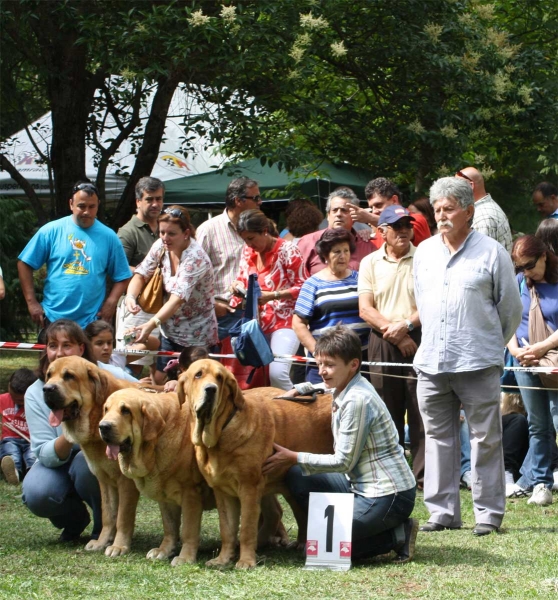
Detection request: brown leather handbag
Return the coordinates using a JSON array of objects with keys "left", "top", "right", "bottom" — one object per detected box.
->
[
  {"left": 138, "top": 249, "right": 165, "bottom": 314},
  {"left": 528, "top": 285, "right": 558, "bottom": 389}
]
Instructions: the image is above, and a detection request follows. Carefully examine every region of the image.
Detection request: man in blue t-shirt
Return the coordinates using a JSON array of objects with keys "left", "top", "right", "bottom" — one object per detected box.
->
[{"left": 18, "top": 182, "right": 131, "bottom": 336}]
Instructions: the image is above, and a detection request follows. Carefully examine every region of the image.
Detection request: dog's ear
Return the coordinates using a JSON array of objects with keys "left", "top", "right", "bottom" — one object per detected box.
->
[
  {"left": 226, "top": 369, "right": 245, "bottom": 410},
  {"left": 88, "top": 364, "right": 111, "bottom": 406},
  {"left": 176, "top": 373, "right": 188, "bottom": 406},
  {"left": 141, "top": 401, "right": 166, "bottom": 442}
]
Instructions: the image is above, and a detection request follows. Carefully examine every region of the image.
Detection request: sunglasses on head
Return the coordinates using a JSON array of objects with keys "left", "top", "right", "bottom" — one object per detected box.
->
[
  {"left": 72, "top": 182, "right": 98, "bottom": 195},
  {"left": 163, "top": 208, "right": 183, "bottom": 218},
  {"left": 455, "top": 170, "right": 473, "bottom": 183},
  {"left": 514, "top": 256, "right": 540, "bottom": 273}
]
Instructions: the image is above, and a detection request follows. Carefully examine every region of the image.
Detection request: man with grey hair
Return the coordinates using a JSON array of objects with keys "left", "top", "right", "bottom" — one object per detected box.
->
[
  {"left": 196, "top": 176, "right": 262, "bottom": 340},
  {"left": 115, "top": 176, "right": 165, "bottom": 373},
  {"left": 297, "top": 187, "right": 374, "bottom": 275},
  {"left": 413, "top": 176, "right": 522, "bottom": 536}
]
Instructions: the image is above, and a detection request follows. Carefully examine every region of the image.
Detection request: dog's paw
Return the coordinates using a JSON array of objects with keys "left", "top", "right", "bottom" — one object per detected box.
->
[
  {"left": 205, "top": 557, "right": 232, "bottom": 568},
  {"left": 235, "top": 558, "right": 256, "bottom": 569},
  {"left": 171, "top": 555, "right": 195, "bottom": 567},
  {"left": 105, "top": 544, "right": 130, "bottom": 557},
  {"left": 146, "top": 547, "right": 173, "bottom": 560},
  {"left": 85, "top": 539, "right": 109, "bottom": 552}
]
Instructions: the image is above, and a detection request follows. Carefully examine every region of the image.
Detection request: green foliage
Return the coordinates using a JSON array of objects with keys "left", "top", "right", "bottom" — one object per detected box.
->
[{"left": 0, "top": 197, "right": 40, "bottom": 341}]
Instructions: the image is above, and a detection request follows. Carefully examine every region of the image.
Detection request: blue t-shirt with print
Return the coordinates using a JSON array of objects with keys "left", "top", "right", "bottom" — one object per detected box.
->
[{"left": 19, "top": 216, "right": 131, "bottom": 327}]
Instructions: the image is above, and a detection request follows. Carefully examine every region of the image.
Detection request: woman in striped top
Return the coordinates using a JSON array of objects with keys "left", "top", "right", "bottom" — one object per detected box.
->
[{"left": 293, "top": 228, "right": 370, "bottom": 383}]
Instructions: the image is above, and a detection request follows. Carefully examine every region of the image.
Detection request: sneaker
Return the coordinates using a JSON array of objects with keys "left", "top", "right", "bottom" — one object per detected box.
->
[
  {"left": 460, "top": 471, "right": 472, "bottom": 490},
  {"left": 527, "top": 483, "right": 553, "bottom": 506},
  {"left": 393, "top": 518, "right": 419, "bottom": 564},
  {"left": 1, "top": 456, "right": 19, "bottom": 485},
  {"left": 505, "top": 471, "right": 515, "bottom": 486},
  {"left": 506, "top": 483, "right": 530, "bottom": 498},
  {"left": 553, "top": 471, "right": 558, "bottom": 492}
]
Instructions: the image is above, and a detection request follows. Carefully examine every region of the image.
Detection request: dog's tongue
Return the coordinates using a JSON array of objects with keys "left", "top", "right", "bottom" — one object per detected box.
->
[
  {"left": 106, "top": 444, "right": 120, "bottom": 460},
  {"left": 49, "top": 410, "right": 64, "bottom": 427}
]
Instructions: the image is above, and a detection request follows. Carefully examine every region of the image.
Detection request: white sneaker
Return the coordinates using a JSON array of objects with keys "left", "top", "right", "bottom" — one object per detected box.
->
[
  {"left": 527, "top": 483, "right": 553, "bottom": 506},
  {"left": 553, "top": 471, "right": 558, "bottom": 492},
  {"left": 1, "top": 456, "right": 19, "bottom": 485},
  {"left": 506, "top": 483, "right": 529, "bottom": 498},
  {"left": 505, "top": 471, "right": 514, "bottom": 485},
  {"left": 460, "top": 471, "right": 472, "bottom": 490}
]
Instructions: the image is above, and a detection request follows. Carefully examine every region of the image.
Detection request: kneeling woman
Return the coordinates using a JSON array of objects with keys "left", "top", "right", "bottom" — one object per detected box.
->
[
  {"left": 23, "top": 319, "right": 135, "bottom": 541},
  {"left": 263, "top": 325, "right": 418, "bottom": 562}
]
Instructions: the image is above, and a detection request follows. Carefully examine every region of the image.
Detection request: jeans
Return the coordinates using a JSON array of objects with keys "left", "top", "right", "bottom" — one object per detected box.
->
[
  {"left": 515, "top": 366, "right": 555, "bottom": 490},
  {"left": 217, "top": 307, "right": 243, "bottom": 342},
  {"left": 0, "top": 438, "right": 35, "bottom": 478},
  {"left": 286, "top": 465, "right": 416, "bottom": 559},
  {"left": 460, "top": 410, "right": 471, "bottom": 478},
  {"left": 22, "top": 451, "right": 102, "bottom": 537}
]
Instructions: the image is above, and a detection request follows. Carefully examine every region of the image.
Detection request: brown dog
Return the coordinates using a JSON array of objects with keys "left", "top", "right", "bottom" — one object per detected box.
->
[
  {"left": 43, "top": 356, "right": 141, "bottom": 556},
  {"left": 179, "top": 359, "right": 333, "bottom": 569},
  {"left": 99, "top": 388, "right": 215, "bottom": 565}
]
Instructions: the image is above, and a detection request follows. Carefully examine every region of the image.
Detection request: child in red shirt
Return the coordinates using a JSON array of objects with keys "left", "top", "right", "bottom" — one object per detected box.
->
[{"left": 1, "top": 368, "right": 38, "bottom": 485}]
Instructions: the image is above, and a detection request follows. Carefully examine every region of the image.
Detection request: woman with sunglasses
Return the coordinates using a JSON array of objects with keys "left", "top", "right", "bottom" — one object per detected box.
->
[
  {"left": 506, "top": 235, "right": 558, "bottom": 505},
  {"left": 125, "top": 206, "right": 218, "bottom": 383}
]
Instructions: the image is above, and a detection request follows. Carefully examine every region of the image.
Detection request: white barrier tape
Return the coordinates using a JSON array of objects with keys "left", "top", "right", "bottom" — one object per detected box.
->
[{"left": 1, "top": 342, "right": 557, "bottom": 378}]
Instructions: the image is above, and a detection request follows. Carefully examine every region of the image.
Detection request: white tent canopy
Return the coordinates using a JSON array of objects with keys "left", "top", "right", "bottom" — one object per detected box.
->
[{"left": 0, "top": 86, "right": 224, "bottom": 200}]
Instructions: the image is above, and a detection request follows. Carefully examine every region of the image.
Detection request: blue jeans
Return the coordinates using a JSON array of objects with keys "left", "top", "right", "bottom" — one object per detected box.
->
[
  {"left": 0, "top": 438, "right": 35, "bottom": 478},
  {"left": 460, "top": 410, "right": 471, "bottom": 478},
  {"left": 515, "top": 366, "right": 555, "bottom": 490},
  {"left": 286, "top": 465, "right": 416, "bottom": 559},
  {"left": 22, "top": 451, "right": 102, "bottom": 537},
  {"left": 217, "top": 307, "right": 243, "bottom": 342}
]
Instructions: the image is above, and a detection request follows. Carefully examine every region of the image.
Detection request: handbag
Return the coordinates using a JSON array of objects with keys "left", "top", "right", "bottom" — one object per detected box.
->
[
  {"left": 137, "top": 248, "right": 165, "bottom": 314},
  {"left": 230, "top": 273, "right": 274, "bottom": 369},
  {"left": 527, "top": 285, "right": 558, "bottom": 389}
]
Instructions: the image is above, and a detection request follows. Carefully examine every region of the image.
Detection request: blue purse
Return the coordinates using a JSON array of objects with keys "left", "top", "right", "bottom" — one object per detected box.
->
[{"left": 230, "top": 273, "right": 274, "bottom": 368}]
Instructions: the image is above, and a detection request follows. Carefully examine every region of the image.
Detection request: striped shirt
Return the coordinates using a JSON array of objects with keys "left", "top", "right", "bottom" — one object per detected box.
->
[
  {"left": 196, "top": 210, "right": 244, "bottom": 297},
  {"left": 472, "top": 194, "right": 513, "bottom": 253},
  {"left": 297, "top": 374, "right": 416, "bottom": 497},
  {"left": 294, "top": 271, "right": 370, "bottom": 349}
]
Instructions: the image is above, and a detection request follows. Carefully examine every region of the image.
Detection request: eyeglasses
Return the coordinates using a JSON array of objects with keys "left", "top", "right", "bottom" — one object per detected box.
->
[
  {"left": 72, "top": 182, "right": 98, "bottom": 195},
  {"left": 384, "top": 221, "right": 414, "bottom": 230},
  {"left": 514, "top": 256, "right": 540, "bottom": 273},
  {"left": 455, "top": 170, "right": 474, "bottom": 183},
  {"left": 242, "top": 194, "right": 262, "bottom": 203},
  {"left": 163, "top": 208, "right": 183, "bottom": 218}
]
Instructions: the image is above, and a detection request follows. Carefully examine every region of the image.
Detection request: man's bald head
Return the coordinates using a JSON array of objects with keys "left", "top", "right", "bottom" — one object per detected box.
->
[{"left": 456, "top": 167, "right": 486, "bottom": 201}]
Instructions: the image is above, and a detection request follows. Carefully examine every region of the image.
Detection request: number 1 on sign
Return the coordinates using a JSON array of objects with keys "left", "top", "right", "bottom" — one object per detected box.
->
[{"left": 324, "top": 504, "right": 334, "bottom": 552}]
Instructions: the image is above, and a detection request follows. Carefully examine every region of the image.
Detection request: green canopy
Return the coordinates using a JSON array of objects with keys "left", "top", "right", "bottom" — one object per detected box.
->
[{"left": 164, "top": 158, "right": 374, "bottom": 210}]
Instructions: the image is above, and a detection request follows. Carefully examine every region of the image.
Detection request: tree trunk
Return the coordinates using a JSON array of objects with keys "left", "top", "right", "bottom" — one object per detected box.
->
[{"left": 112, "top": 74, "right": 180, "bottom": 229}]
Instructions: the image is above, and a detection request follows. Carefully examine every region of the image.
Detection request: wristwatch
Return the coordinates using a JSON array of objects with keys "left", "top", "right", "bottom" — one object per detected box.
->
[{"left": 405, "top": 319, "right": 414, "bottom": 332}]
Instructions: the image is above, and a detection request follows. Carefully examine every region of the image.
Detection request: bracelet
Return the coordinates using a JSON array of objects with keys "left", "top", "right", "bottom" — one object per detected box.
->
[
  {"left": 152, "top": 317, "right": 162, "bottom": 328},
  {"left": 274, "top": 291, "right": 280, "bottom": 300},
  {"left": 125, "top": 294, "right": 137, "bottom": 301}
]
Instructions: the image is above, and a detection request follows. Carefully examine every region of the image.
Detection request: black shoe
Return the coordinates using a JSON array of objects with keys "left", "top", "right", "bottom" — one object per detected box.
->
[
  {"left": 393, "top": 518, "right": 419, "bottom": 564},
  {"left": 419, "top": 521, "right": 460, "bottom": 532},
  {"left": 473, "top": 523, "right": 499, "bottom": 536},
  {"left": 58, "top": 512, "right": 90, "bottom": 542}
]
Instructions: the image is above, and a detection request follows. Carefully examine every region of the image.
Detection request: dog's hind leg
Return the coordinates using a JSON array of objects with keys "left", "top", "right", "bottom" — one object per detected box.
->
[
  {"left": 147, "top": 502, "right": 181, "bottom": 561},
  {"left": 105, "top": 478, "right": 140, "bottom": 557},
  {"left": 206, "top": 491, "right": 240, "bottom": 568},
  {"left": 258, "top": 494, "right": 289, "bottom": 548},
  {"left": 86, "top": 480, "right": 117, "bottom": 551}
]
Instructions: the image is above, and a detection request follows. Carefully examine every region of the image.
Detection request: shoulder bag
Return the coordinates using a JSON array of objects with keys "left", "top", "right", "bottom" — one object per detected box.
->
[
  {"left": 137, "top": 248, "right": 165, "bottom": 314},
  {"left": 528, "top": 285, "right": 558, "bottom": 389}
]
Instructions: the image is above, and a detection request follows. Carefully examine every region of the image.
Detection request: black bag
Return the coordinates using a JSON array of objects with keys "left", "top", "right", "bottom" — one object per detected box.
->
[{"left": 230, "top": 274, "right": 274, "bottom": 368}]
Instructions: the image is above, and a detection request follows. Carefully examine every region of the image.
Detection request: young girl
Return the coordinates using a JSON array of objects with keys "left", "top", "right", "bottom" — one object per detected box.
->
[{"left": 22, "top": 319, "right": 134, "bottom": 542}]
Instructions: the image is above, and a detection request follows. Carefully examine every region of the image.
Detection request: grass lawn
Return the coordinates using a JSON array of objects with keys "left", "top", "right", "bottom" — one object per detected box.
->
[{"left": 1, "top": 349, "right": 558, "bottom": 598}]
